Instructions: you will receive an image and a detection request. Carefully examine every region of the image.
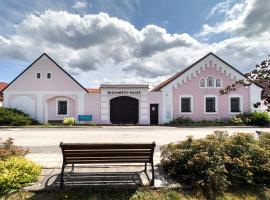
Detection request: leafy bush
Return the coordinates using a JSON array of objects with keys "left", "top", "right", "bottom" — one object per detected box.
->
[
  {"left": 234, "top": 112, "right": 270, "bottom": 126},
  {"left": 250, "top": 111, "right": 270, "bottom": 126},
  {"left": 230, "top": 116, "right": 244, "bottom": 125},
  {"left": 0, "top": 157, "right": 42, "bottom": 194},
  {"left": 161, "top": 131, "right": 270, "bottom": 199},
  {"left": 259, "top": 132, "right": 270, "bottom": 151},
  {"left": 169, "top": 117, "right": 193, "bottom": 125},
  {"left": 0, "top": 138, "right": 28, "bottom": 160},
  {"left": 63, "top": 117, "right": 76, "bottom": 126},
  {"left": 0, "top": 107, "right": 38, "bottom": 126},
  {"left": 169, "top": 118, "right": 230, "bottom": 126}
]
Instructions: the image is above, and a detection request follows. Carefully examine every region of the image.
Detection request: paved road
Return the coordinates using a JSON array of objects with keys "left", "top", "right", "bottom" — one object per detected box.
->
[
  {"left": 1, "top": 126, "right": 269, "bottom": 168},
  {"left": 0, "top": 126, "right": 269, "bottom": 150}
]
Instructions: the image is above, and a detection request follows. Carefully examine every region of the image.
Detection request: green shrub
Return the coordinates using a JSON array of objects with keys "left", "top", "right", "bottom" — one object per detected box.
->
[
  {"left": 169, "top": 117, "right": 193, "bottom": 125},
  {"left": 234, "top": 112, "right": 270, "bottom": 126},
  {"left": 0, "top": 107, "right": 38, "bottom": 126},
  {"left": 225, "top": 133, "right": 270, "bottom": 186},
  {"left": 0, "top": 138, "right": 28, "bottom": 160},
  {"left": 259, "top": 132, "right": 270, "bottom": 151},
  {"left": 63, "top": 117, "right": 76, "bottom": 126},
  {"left": 161, "top": 131, "right": 270, "bottom": 199},
  {"left": 0, "top": 157, "right": 42, "bottom": 194},
  {"left": 250, "top": 111, "right": 270, "bottom": 126},
  {"left": 230, "top": 116, "right": 244, "bottom": 125}
]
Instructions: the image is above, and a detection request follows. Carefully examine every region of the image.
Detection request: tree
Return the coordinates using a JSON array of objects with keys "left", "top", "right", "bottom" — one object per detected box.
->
[{"left": 220, "top": 57, "right": 270, "bottom": 111}]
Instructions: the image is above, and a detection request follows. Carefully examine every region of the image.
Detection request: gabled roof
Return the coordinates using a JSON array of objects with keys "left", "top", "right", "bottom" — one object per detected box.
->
[
  {"left": 1, "top": 53, "right": 88, "bottom": 93},
  {"left": 151, "top": 52, "right": 258, "bottom": 91}
]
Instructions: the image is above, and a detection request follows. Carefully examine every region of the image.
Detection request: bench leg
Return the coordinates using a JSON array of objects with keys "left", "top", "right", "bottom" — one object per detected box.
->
[
  {"left": 150, "top": 161, "right": 154, "bottom": 186},
  {"left": 60, "top": 163, "right": 65, "bottom": 189},
  {"left": 144, "top": 163, "right": 150, "bottom": 182},
  {"left": 71, "top": 164, "right": 74, "bottom": 173},
  {"left": 144, "top": 163, "right": 147, "bottom": 172}
]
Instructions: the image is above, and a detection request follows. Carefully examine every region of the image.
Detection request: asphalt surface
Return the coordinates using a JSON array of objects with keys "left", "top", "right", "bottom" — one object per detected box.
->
[{"left": 0, "top": 126, "right": 269, "bottom": 153}]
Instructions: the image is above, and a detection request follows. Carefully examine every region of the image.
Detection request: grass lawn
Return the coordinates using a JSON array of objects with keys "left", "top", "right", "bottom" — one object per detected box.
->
[{"left": 2, "top": 187, "right": 270, "bottom": 200}]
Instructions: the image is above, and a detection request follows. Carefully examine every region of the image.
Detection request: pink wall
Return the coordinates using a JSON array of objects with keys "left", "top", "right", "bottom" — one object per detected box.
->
[
  {"left": 6, "top": 56, "right": 85, "bottom": 92},
  {"left": 173, "top": 67, "right": 250, "bottom": 121},
  {"left": 84, "top": 93, "right": 101, "bottom": 124},
  {"left": 47, "top": 96, "right": 76, "bottom": 121}
]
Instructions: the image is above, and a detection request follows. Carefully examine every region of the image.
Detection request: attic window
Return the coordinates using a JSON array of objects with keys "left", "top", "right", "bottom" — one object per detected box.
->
[
  {"left": 216, "top": 78, "right": 221, "bottom": 87},
  {"left": 200, "top": 79, "right": 205, "bottom": 87},
  {"left": 207, "top": 76, "right": 214, "bottom": 87},
  {"left": 36, "top": 73, "right": 41, "bottom": 79},
  {"left": 47, "top": 73, "right": 51, "bottom": 79}
]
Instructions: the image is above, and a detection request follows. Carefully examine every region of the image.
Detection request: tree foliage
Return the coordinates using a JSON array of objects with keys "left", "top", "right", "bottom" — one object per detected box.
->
[{"left": 220, "top": 57, "right": 270, "bottom": 111}]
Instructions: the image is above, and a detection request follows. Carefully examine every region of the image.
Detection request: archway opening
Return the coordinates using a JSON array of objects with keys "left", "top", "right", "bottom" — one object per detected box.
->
[{"left": 110, "top": 96, "right": 139, "bottom": 124}]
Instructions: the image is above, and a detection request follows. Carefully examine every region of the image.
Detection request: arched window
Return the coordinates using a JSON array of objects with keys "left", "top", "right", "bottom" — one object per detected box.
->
[
  {"left": 207, "top": 76, "right": 214, "bottom": 87},
  {"left": 216, "top": 78, "right": 221, "bottom": 87},
  {"left": 200, "top": 79, "right": 205, "bottom": 87}
]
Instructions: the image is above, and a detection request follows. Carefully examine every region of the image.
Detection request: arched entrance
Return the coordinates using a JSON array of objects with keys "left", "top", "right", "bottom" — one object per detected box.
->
[{"left": 110, "top": 96, "right": 139, "bottom": 124}]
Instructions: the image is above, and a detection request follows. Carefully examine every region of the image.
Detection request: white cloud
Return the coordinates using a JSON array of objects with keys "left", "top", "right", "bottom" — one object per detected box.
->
[
  {"left": 0, "top": 6, "right": 270, "bottom": 88},
  {"left": 72, "top": 1, "right": 88, "bottom": 9},
  {"left": 199, "top": 0, "right": 270, "bottom": 37}
]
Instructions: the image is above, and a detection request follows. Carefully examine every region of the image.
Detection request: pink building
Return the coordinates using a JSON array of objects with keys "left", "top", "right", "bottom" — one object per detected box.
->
[{"left": 2, "top": 52, "right": 263, "bottom": 124}]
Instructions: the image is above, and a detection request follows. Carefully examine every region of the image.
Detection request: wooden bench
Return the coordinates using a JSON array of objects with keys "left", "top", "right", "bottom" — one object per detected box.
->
[{"left": 59, "top": 142, "right": 156, "bottom": 188}]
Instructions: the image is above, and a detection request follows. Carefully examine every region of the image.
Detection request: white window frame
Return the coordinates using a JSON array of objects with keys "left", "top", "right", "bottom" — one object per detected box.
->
[
  {"left": 36, "top": 72, "right": 42, "bottom": 79},
  {"left": 200, "top": 76, "right": 223, "bottom": 88},
  {"left": 215, "top": 78, "right": 222, "bottom": 88},
  {"left": 229, "top": 94, "right": 243, "bottom": 114},
  {"left": 204, "top": 95, "right": 218, "bottom": 114},
  {"left": 179, "top": 95, "right": 193, "bottom": 114},
  {"left": 199, "top": 78, "right": 205, "bottom": 88},
  {"left": 47, "top": 72, "right": 52, "bottom": 79},
  {"left": 207, "top": 76, "right": 215, "bottom": 87},
  {"left": 56, "top": 98, "right": 69, "bottom": 116}
]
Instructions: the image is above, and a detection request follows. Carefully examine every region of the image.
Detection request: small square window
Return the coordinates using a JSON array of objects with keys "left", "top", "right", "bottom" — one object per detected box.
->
[
  {"left": 47, "top": 73, "right": 51, "bottom": 79},
  {"left": 36, "top": 73, "right": 41, "bottom": 79}
]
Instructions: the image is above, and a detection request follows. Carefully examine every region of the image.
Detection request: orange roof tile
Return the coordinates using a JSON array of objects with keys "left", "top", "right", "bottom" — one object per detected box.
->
[
  {"left": 0, "top": 82, "right": 8, "bottom": 101},
  {"left": 86, "top": 88, "right": 100, "bottom": 93}
]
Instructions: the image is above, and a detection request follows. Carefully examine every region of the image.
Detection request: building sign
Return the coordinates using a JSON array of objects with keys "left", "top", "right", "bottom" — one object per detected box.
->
[{"left": 107, "top": 91, "right": 141, "bottom": 95}]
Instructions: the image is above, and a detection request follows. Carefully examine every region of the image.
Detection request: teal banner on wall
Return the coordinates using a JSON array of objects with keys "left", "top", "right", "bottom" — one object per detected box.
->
[{"left": 78, "top": 115, "right": 92, "bottom": 121}]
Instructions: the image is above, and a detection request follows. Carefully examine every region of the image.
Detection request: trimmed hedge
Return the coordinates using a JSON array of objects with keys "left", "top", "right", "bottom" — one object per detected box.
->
[
  {"left": 161, "top": 131, "right": 270, "bottom": 199},
  {"left": 0, "top": 107, "right": 38, "bottom": 126}
]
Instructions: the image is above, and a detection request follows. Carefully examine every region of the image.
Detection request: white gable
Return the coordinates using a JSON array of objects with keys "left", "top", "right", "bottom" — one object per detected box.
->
[
  {"left": 4, "top": 54, "right": 87, "bottom": 93},
  {"left": 161, "top": 53, "right": 247, "bottom": 92}
]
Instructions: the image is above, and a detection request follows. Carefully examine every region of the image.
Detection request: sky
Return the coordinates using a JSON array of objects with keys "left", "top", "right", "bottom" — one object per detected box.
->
[{"left": 0, "top": 0, "right": 270, "bottom": 88}]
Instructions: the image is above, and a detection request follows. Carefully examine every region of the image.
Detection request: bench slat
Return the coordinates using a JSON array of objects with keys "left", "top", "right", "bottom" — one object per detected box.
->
[
  {"left": 60, "top": 143, "right": 154, "bottom": 150},
  {"left": 63, "top": 149, "right": 152, "bottom": 152},
  {"left": 65, "top": 156, "right": 151, "bottom": 160},
  {"left": 64, "top": 152, "right": 151, "bottom": 157},
  {"left": 65, "top": 159, "right": 151, "bottom": 164}
]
